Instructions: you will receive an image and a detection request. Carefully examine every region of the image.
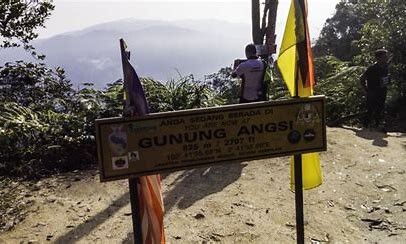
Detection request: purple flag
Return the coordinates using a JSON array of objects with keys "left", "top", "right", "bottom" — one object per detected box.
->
[
  {"left": 120, "top": 38, "right": 149, "bottom": 116},
  {"left": 119, "top": 38, "right": 166, "bottom": 243}
]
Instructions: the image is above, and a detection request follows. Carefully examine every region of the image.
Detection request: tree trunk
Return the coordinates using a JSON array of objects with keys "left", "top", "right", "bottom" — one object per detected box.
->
[{"left": 251, "top": 0, "right": 262, "bottom": 45}]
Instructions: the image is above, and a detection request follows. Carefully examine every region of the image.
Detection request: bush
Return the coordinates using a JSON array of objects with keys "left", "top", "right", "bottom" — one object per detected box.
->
[
  {"left": 0, "top": 62, "right": 123, "bottom": 177},
  {"left": 0, "top": 103, "right": 95, "bottom": 176},
  {"left": 143, "top": 74, "right": 224, "bottom": 112},
  {"left": 0, "top": 62, "right": 225, "bottom": 178}
]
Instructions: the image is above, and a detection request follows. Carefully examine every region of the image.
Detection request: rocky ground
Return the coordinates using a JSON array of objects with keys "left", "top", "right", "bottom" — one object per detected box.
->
[{"left": 0, "top": 127, "right": 405, "bottom": 243}]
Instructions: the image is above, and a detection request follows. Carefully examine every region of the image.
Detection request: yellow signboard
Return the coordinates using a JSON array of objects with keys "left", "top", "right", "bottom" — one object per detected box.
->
[{"left": 96, "top": 96, "right": 326, "bottom": 182}]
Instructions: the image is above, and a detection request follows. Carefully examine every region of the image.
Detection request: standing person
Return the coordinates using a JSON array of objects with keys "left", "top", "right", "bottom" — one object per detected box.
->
[
  {"left": 360, "top": 49, "right": 390, "bottom": 129},
  {"left": 232, "top": 44, "right": 266, "bottom": 103}
]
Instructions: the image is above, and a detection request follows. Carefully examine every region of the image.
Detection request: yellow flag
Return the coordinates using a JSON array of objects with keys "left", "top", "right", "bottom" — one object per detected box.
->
[
  {"left": 277, "top": 0, "right": 322, "bottom": 190},
  {"left": 290, "top": 152, "right": 322, "bottom": 190}
]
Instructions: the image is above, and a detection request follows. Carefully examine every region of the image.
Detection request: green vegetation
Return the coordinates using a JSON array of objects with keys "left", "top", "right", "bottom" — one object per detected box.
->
[
  {"left": 0, "top": 62, "right": 107, "bottom": 177},
  {"left": 1, "top": 1, "right": 405, "bottom": 177},
  {"left": 143, "top": 75, "right": 224, "bottom": 112},
  {"left": 313, "top": 57, "right": 365, "bottom": 124},
  {"left": 313, "top": 0, "right": 406, "bottom": 123},
  {"left": 0, "top": 0, "right": 54, "bottom": 58},
  {"left": 0, "top": 67, "right": 226, "bottom": 177}
]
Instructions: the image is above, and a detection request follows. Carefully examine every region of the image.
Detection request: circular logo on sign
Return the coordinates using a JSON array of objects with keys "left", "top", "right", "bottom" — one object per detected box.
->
[
  {"left": 112, "top": 156, "right": 129, "bottom": 170},
  {"left": 303, "top": 129, "right": 316, "bottom": 142},
  {"left": 114, "top": 158, "right": 126, "bottom": 168},
  {"left": 288, "top": 130, "right": 301, "bottom": 144}
]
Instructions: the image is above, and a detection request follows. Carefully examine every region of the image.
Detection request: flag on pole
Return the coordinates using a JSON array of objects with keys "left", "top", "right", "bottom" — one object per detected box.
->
[
  {"left": 120, "top": 39, "right": 166, "bottom": 243},
  {"left": 277, "top": 0, "right": 322, "bottom": 190},
  {"left": 120, "top": 40, "right": 149, "bottom": 117}
]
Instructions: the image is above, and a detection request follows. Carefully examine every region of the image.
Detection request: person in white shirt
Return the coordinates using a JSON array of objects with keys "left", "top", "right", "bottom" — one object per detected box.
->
[{"left": 232, "top": 44, "right": 266, "bottom": 103}]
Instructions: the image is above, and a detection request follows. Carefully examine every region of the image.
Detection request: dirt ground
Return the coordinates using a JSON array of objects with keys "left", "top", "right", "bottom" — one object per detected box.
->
[{"left": 0, "top": 127, "right": 405, "bottom": 243}]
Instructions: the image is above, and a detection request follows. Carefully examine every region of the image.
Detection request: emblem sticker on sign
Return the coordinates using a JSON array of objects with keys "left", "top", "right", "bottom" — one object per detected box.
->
[{"left": 96, "top": 96, "right": 326, "bottom": 182}]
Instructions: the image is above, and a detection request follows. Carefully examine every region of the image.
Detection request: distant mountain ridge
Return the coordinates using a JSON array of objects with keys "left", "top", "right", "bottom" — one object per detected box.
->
[{"left": 0, "top": 19, "right": 250, "bottom": 88}]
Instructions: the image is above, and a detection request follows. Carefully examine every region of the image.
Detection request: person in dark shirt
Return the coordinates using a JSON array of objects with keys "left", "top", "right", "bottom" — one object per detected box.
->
[{"left": 360, "top": 49, "right": 390, "bottom": 129}]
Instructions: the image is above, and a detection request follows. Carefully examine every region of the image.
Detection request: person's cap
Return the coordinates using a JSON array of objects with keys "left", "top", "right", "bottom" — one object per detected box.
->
[{"left": 375, "top": 49, "right": 388, "bottom": 57}]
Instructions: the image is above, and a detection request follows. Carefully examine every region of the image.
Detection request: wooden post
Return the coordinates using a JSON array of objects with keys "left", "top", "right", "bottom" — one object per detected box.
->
[
  {"left": 294, "top": 155, "right": 305, "bottom": 244},
  {"left": 120, "top": 39, "right": 143, "bottom": 243},
  {"left": 266, "top": 0, "right": 278, "bottom": 54},
  {"left": 128, "top": 178, "right": 143, "bottom": 243},
  {"left": 251, "top": 0, "right": 262, "bottom": 44},
  {"left": 293, "top": 40, "right": 305, "bottom": 244},
  {"left": 293, "top": 1, "right": 306, "bottom": 242}
]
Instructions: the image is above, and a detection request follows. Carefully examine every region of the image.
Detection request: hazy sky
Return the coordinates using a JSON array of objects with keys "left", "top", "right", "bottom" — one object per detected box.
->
[{"left": 39, "top": 0, "right": 339, "bottom": 42}]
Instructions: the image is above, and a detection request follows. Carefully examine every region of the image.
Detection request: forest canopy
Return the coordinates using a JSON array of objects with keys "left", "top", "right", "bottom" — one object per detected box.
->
[
  {"left": 313, "top": 0, "right": 405, "bottom": 123},
  {"left": 0, "top": 0, "right": 54, "bottom": 58}
]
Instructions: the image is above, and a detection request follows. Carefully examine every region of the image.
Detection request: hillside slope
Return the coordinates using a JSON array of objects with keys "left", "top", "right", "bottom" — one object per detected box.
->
[{"left": 1, "top": 127, "right": 405, "bottom": 243}]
